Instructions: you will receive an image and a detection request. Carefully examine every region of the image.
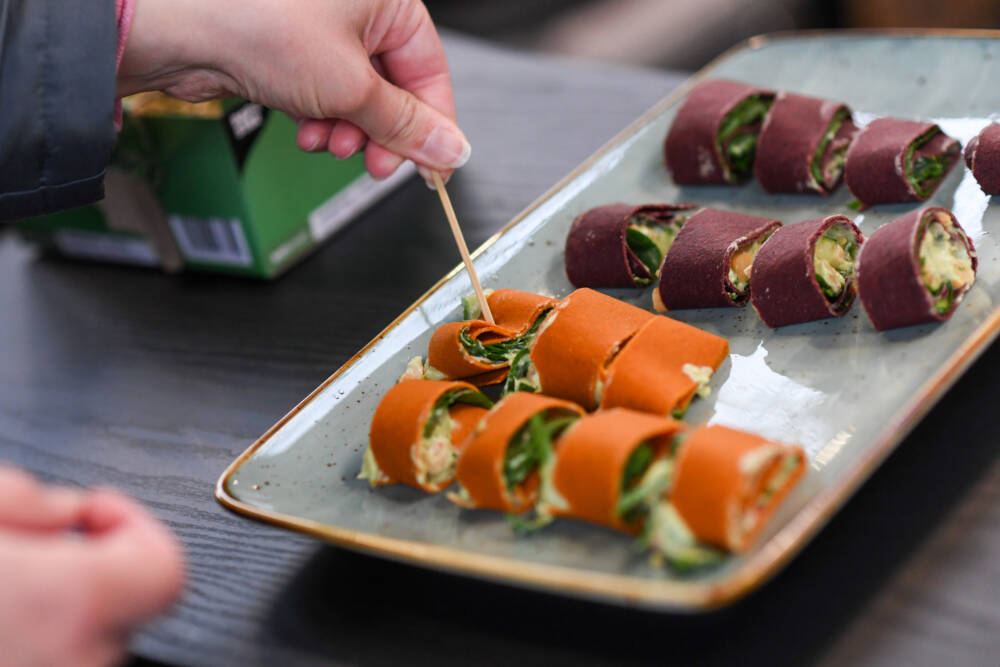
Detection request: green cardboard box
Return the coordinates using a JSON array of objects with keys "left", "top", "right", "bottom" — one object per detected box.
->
[{"left": 18, "top": 94, "right": 413, "bottom": 277}]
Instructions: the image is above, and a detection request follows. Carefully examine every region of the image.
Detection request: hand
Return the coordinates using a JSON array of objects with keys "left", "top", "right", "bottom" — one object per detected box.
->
[
  {"left": 0, "top": 467, "right": 184, "bottom": 667},
  {"left": 118, "top": 0, "right": 468, "bottom": 183}
]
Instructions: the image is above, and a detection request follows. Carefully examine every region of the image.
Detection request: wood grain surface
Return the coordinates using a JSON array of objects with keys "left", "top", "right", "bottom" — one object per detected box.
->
[{"left": 2, "top": 32, "right": 999, "bottom": 666}]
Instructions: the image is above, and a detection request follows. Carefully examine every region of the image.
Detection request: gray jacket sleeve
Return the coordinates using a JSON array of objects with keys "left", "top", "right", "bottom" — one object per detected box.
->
[{"left": 0, "top": 0, "right": 117, "bottom": 221}]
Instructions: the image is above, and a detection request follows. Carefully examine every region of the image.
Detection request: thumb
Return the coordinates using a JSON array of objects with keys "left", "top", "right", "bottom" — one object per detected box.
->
[{"left": 347, "top": 73, "right": 471, "bottom": 172}]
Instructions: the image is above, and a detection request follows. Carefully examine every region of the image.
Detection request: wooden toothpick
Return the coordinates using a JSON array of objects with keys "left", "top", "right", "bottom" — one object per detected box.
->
[{"left": 431, "top": 170, "right": 495, "bottom": 324}]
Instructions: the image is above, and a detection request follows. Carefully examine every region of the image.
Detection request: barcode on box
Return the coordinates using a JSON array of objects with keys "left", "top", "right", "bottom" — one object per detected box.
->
[{"left": 168, "top": 216, "right": 252, "bottom": 267}]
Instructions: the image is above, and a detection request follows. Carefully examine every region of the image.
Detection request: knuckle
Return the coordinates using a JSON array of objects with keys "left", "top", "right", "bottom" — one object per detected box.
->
[
  {"left": 382, "top": 94, "right": 421, "bottom": 146},
  {"left": 340, "top": 68, "right": 381, "bottom": 117}
]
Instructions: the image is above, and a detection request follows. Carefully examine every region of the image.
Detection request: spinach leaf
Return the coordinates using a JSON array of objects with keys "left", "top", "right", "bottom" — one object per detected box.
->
[
  {"left": 503, "top": 414, "right": 577, "bottom": 491},
  {"left": 622, "top": 442, "right": 654, "bottom": 489},
  {"left": 423, "top": 389, "right": 493, "bottom": 437},
  {"left": 810, "top": 109, "right": 849, "bottom": 188},
  {"left": 460, "top": 310, "right": 550, "bottom": 364},
  {"left": 617, "top": 442, "right": 655, "bottom": 522},
  {"left": 934, "top": 286, "right": 955, "bottom": 315},
  {"left": 506, "top": 511, "right": 553, "bottom": 535},
  {"left": 625, "top": 227, "right": 663, "bottom": 277},
  {"left": 912, "top": 155, "right": 946, "bottom": 186},
  {"left": 905, "top": 128, "right": 954, "bottom": 198},
  {"left": 459, "top": 327, "right": 526, "bottom": 362},
  {"left": 503, "top": 414, "right": 545, "bottom": 490},
  {"left": 726, "top": 133, "right": 758, "bottom": 175},
  {"left": 717, "top": 94, "right": 772, "bottom": 178},
  {"left": 718, "top": 96, "right": 771, "bottom": 141},
  {"left": 503, "top": 349, "right": 539, "bottom": 395}
]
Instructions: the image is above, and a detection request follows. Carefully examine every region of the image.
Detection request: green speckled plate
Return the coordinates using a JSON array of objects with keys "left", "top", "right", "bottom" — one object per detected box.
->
[{"left": 217, "top": 31, "right": 1000, "bottom": 611}]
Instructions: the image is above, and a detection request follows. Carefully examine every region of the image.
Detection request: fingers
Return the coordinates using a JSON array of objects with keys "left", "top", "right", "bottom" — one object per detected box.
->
[
  {"left": 0, "top": 488, "right": 182, "bottom": 667},
  {"left": 79, "top": 489, "right": 186, "bottom": 627},
  {"left": 297, "top": 119, "right": 334, "bottom": 153},
  {"left": 329, "top": 120, "right": 368, "bottom": 159},
  {"left": 0, "top": 466, "right": 86, "bottom": 532},
  {"left": 364, "top": 142, "right": 406, "bottom": 180},
  {"left": 347, "top": 74, "right": 470, "bottom": 173},
  {"left": 0, "top": 532, "right": 130, "bottom": 667},
  {"left": 374, "top": 5, "right": 457, "bottom": 122},
  {"left": 363, "top": 2, "right": 462, "bottom": 180}
]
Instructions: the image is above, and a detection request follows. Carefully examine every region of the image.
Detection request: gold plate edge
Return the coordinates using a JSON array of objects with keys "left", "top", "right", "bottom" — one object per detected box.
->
[{"left": 215, "top": 28, "right": 1000, "bottom": 612}]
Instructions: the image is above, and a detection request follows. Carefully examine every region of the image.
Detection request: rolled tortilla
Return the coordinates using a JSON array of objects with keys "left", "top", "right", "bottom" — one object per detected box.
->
[
  {"left": 487, "top": 288, "right": 559, "bottom": 334},
  {"left": 664, "top": 79, "right": 775, "bottom": 185},
  {"left": 365, "top": 380, "right": 492, "bottom": 492},
  {"left": 530, "top": 288, "right": 654, "bottom": 410},
  {"left": 655, "top": 208, "right": 782, "bottom": 310},
  {"left": 600, "top": 316, "right": 729, "bottom": 416},
  {"left": 964, "top": 122, "right": 1000, "bottom": 195},
  {"left": 844, "top": 118, "right": 960, "bottom": 207},
  {"left": 754, "top": 92, "right": 859, "bottom": 195},
  {"left": 548, "top": 408, "right": 683, "bottom": 533},
  {"left": 565, "top": 203, "right": 697, "bottom": 288},
  {"left": 856, "top": 207, "right": 976, "bottom": 331},
  {"left": 750, "top": 215, "right": 863, "bottom": 327},
  {"left": 427, "top": 321, "right": 519, "bottom": 382},
  {"left": 451, "top": 392, "right": 583, "bottom": 513},
  {"left": 670, "top": 424, "right": 806, "bottom": 552}
]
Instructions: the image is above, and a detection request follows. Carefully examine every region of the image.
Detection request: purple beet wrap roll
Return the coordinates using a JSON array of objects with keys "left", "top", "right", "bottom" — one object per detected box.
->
[
  {"left": 655, "top": 208, "right": 782, "bottom": 310},
  {"left": 754, "top": 92, "right": 859, "bottom": 195},
  {"left": 565, "top": 203, "right": 697, "bottom": 288},
  {"left": 844, "top": 118, "right": 960, "bottom": 208},
  {"left": 750, "top": 215, "right": 863, "bottom": 327},
  {"left": 664, "top": 79, "right": 774, "bottom": 185},
  {"left": 856, "top": 207, "right": 977, "bottom": 331},
  {"left": 964, "top": 122, "right": 1000, "bottom": 195}
]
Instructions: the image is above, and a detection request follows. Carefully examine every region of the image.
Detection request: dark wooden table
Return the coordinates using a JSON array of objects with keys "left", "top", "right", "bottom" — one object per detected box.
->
[{"left": 3, "top": 32, "right": 999, "bottom": 666}]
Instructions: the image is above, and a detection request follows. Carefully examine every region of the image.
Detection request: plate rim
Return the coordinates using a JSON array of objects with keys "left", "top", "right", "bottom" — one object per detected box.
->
[{"left": 215, "top": 28, "right": 1000, "bottom": 612}]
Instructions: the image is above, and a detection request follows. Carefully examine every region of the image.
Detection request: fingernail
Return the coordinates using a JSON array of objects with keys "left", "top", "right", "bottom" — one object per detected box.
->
[
  {"left": 420, "top": 126, "right": 471, "bottom": 169},
  {"left": 306, "top": 135, "right": 322, "bottom": 152},
  {"left": 417, "top": 165, "right": 449, "bottom": 189},
  {"left": 416, "top": 166, "right": 434, "bottom": 189}
]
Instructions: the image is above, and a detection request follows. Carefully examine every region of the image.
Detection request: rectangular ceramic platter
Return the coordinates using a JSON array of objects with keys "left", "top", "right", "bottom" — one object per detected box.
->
[{"left": 218, "top": 32, "right": 1000, "bottom": 611}]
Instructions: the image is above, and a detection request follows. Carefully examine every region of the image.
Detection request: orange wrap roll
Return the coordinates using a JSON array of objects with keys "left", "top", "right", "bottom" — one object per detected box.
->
[
  {"left": 601, "top": 317, "right": 729, "bottom": 415},
  {"left": 368, "top": 380, "right": 489, "bottom": 493},
  {"left": 427, "top": 321, "right": 518, "bottom": 382},
  {"left": 487, "top": 289, "right": 560, "bottom": 334},
  {"left": 671, "top": 425, "right": 806, "bottom": 552},
  {"left": 550, "top": 408, "right": 683, "bottom": 533},
  {"left": 530, "top": 288, "right": 654, "bottom": 410},
  {"left": 453, "top": 393, "right": 583, "bottom": 513}
]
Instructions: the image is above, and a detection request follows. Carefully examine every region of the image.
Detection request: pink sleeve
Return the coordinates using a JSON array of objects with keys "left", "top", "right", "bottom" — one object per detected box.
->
[{"left": 114, "top": 0, "right": 136, "bottom": 129}]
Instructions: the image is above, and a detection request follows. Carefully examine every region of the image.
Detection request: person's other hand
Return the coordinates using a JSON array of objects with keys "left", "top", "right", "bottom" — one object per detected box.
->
[
  {"left": 118, "top": 0, "right": 468, "bottom": 183},
  {"left": 0, "top": 467, "right": 184, "bottom": 667}
]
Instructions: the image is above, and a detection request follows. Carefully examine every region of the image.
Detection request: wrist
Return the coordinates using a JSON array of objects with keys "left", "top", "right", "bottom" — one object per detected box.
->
[{"left": 117, "top": 0, "right": 239, "bottom": 100}]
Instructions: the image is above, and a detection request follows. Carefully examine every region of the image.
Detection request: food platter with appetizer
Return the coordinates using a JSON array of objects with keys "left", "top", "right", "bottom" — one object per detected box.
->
[{"left": 216, "top": 32, "right": 1000, "bottom": 611}]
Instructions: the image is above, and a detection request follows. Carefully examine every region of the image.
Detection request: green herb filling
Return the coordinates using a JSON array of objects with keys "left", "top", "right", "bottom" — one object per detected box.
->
[
  {"left": 917, "top": 211, "right": 975, "bottom": 315},
  {"left": 905, "top": 128, "right": 957, "bottom": 198},
  {"left": 717, "top": 95, "right": 773, "bottom": 180},
  {"left": 625, "top": 212, "right": 687, "bottom": 283},
  {"left": 810, "top": 108, "right": 850, "bottom": 190},
  {"left": 503, "top": 413, "right": 577, "bottom": 491},
  {"left": 813, "top": 222, "right": 858, "bottom": 301}
]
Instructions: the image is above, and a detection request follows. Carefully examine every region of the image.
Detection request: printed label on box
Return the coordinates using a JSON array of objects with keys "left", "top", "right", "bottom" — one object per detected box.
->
[
  {"left": 307, "top": 161, "right": 416, "bottom": 243},
  {"left": 168, "top": 215, "right": 253, "bottom": 266}
]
